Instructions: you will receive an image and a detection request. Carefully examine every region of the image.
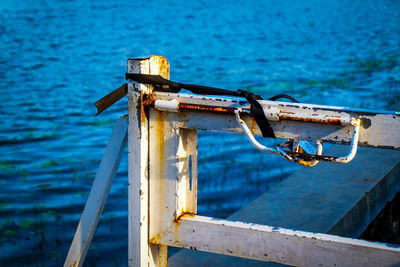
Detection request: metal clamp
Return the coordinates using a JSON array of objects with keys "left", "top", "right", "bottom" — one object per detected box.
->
[
  {"left": 235, "top": 109, "right": 361, "bottom": 166},
  {"left": 277, "top": 139, "right": 323, "bottom": 167}
]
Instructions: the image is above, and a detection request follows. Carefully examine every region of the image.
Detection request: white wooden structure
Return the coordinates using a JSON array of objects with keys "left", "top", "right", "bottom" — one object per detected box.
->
[{"left": 65, "top": 56, "right": 400, "bottom": 267}]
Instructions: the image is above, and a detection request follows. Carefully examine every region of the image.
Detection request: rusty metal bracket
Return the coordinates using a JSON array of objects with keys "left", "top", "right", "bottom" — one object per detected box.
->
[{"left": 95, "top": 83, "right": 127, "bottom": 116}]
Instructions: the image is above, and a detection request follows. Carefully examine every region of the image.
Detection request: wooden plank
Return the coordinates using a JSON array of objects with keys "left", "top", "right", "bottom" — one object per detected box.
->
[
  {"left": 152, "top": 92, "right": 400, "bottom": 150},
  {"left": 64, "top": 116, "right": 127, "bottom": 267},
  {"left": 128, "top": 56, "right": 170, "bottom": 267},
  {"left": 155, "top": 214, "right": 400, "bottom": 267},
  {"left": 148, "top": 109, "right": 179, "bottom": 265}
]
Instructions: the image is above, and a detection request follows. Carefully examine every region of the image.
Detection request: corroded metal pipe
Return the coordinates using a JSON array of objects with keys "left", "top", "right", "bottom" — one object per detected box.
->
[{"left": 95, "top": 83, "right": 127, "bottom": 116}]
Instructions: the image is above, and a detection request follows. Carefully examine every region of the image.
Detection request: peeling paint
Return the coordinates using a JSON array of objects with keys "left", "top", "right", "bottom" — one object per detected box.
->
[{"left": 279, "top": 114, "right": 343, "bottom": 125}]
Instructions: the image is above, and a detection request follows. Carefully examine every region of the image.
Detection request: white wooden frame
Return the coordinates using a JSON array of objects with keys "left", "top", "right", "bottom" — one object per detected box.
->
[
  {"left": 127, "top": 56, "right": 172, "bottom": 266},
  {"left": 65, "top": 55, "right": 400, "bottom": 267},
  {"left": 127, "top": 56, "right": 400, "bottom": 267},
  {"left": 151, "top": 92, "right": 400, "bottom": 150}
]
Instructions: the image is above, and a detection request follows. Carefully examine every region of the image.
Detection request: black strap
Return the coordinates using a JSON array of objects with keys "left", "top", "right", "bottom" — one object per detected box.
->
[
  {"left": 125, "top": 73, "right": 275, "bottom": 138},
  {"left": 95, "top": 74, "right": 299, "bottom": 139},
  {"left": 236, "top": 89, "right": 275, "bottom": 138},
  {"left": 268, "top": 94, "right": 299, "bottom": 103},
  {"left": 125, "top": 73, "right": 240, "bottom": 96}
]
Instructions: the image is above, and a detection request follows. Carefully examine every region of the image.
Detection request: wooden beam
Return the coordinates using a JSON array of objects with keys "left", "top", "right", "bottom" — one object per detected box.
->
[
  {"left": 153, "top": 215, "right": 400, "bottom": 267},
  {"left": 152, "top": 92, "right": 400, "bottom": 150},
  {"left": 168, "top": 146, "right": 400, "bottom": 266}
]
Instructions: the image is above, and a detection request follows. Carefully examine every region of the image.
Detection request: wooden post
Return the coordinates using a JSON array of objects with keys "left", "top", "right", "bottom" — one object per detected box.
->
[
  {"left": 64, "top": 116, "right": 128, "bottom": 267},
  {"left": 127, "top": 56, "right": 170, "bottom": 266}
]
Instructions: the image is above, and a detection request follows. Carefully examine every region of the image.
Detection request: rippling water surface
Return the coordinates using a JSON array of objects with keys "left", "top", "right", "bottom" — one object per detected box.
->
[{"left": 1, "top": 0, "right": 400, "bottom": 265}]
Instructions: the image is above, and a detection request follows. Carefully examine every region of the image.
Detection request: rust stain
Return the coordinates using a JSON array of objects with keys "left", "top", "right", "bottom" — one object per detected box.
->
[
  {"left": 174, "top": 211, "right": 194, "bottom": 224},
  {"left": 142, "top": 98, "right": 154, "bottom": 106},
  {"left": 174, "top": 219, "right": 179, "bottom": 243},
  {"left": 173, "top": 211, "right": 194, "bottom": 243},
  {"left": 149, "top": 235, "right": 161, "bottom": 244},
  {"left": 142, "top": 93, "right": 156, "bottom": 107},
  {"left": 145, "top": 56, "right": 169, "bottom": 94},
  {"left": 149, "top": 93, "right": 156, "bottom": 101},
  {"left": 151, "top": 55, "right": 170, "bottom": 79},
  {"left": 250, "top": 117, "right": 256, "bottom": 134},
  {"left": 156, "top": 111, "right": 165, "bottom": 221},
  {"left": 140, "top": 93, "right": 146, "bottom": 120},
  {"left": 157, "top": 115, "right": 165, "bottom": 168},
  {"left": 279, "top": 115, "right": 343, "bottom": 125},
  {"left": 174, "top": 211, "right": 192, "bottom": 223},
  {"left": 178, "top": 103, "right": 237, "bottom": 114},
  {"left": 157, "top": 112, "right": 165, "bottom": 167}
]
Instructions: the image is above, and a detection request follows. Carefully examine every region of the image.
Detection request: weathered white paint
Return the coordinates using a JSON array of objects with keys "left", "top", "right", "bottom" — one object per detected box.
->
[
  {"left": 152, "top": 92, "right": 400, "bottom": 150},
  {"left": 128, "top": 56, "right": 170, "bottom": 94},
  {"left": 154, "top": 99, "right": 179, "bottom": 112},
  {"left": 148, "top": 110, "right": 198, "bottom": 263},
  {"left": 128, "top": 83, "right": 151, "bottom": 267},
  {"left": 178, "top": 128, "right": 198, "bottom": 214},
  {"left": 128, "top": 56, "right": 170, "bottom": 267},
  {"left": 148, "top": 109, "right": 178, "bottom": 265},
  {"left": 152, "top": 215, "right": 400, "bottom": 267},
  {"left": 64, "top": 116, "right": 127, "bottom": 267}
]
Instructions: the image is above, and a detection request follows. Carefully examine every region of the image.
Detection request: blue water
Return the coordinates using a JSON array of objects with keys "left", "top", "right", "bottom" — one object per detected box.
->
[{"left": 1, "top": 0, "right": 399, "bottom": 265}]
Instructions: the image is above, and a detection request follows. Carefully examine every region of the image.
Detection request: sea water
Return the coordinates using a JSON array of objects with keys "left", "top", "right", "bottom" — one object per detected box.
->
[{"left": 0, "top": 0, "right": 399, "bottom": 265}]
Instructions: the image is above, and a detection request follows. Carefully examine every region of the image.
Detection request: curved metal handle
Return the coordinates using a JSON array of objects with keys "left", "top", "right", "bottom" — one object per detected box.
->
[
  {"left": 234, "top": 109, "right": 280, "bottom": 155},
  {"left": 286, "top": 118, "right": 360, "bottom": 164},
  {"left": 235, "top": 108, "right": 361, "bottom": 165},
  {"left": 332, "top": 118, "right": 360, "bottom": 163}
]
